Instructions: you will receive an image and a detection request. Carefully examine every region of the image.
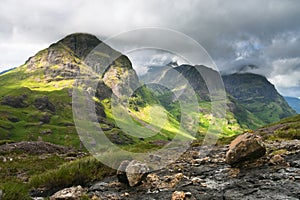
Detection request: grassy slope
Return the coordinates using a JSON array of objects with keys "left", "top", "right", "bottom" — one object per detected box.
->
[
  {"left": 255, "top": 114, "right": 300, "bottom": 140},
  {"left": 0, "top": 67, "right": 78, "bottom": 145},
  {"left": 0, "top": 65, "right": 246, "bottom": 150}
]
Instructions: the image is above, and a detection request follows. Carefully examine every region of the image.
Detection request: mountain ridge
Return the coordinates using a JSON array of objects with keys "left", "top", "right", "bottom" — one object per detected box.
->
[
  {"left": 222, "top": 73, "right": 296, "bottom": 124},
  {"left": 0, "top": 33, "right": 297, "bottom": 147}
]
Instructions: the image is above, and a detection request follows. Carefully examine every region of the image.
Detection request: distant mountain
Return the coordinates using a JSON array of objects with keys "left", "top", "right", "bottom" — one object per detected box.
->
[
  {"left": 284, "top": 96, "right": 300, "bottom": 113},
  {"left": 222, "top": 73, "right": 296, "bottom": 124},
  {"left": 141, "top": 64, "right": 296, "bottom": 132}
]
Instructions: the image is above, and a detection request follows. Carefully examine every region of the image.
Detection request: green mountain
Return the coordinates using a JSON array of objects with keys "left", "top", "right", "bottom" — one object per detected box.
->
[
  {"left": 139, "top": 63, "right": 296, "bottom": 137},
  {"left": 0, "top": 33, "right": 194, "bottom": 149},
  {"left": 0, "top": 33, "right": 297, "bottom": 149},
  {"left": 173, "top": 65, "right": 269, "bottom": 130},
  {"left": 223, "top": 73, "right": 296, "bottom": 124}
]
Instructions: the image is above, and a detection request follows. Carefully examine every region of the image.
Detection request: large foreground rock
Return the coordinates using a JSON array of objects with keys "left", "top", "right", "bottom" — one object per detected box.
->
[
  {"left": 126, "top": 160, "right": 150, "bottom": 186},
  {"left": 117, "top": 160, "right": 150, "bottom": 187},
  {"left": 226, "top": 132, "right": 266, "bottom": 165}
]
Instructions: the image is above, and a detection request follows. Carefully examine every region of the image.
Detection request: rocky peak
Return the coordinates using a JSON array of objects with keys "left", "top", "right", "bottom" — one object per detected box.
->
[{"left": 55, "top": 33, "right": 101, "bottom": 59}]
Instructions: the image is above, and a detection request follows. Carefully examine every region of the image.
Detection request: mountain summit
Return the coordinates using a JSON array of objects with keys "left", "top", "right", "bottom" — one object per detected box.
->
[{"left": 56, "top": 33, "right": 101, "bottom": 59}]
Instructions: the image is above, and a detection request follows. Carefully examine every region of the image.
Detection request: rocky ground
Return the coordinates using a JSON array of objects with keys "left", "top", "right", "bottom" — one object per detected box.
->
[
  {"left": 47, "top": 138, "right": 300, "bottom": 200},
  {"left": 0, "top": 141, "right": 75, "bottom": 155}
]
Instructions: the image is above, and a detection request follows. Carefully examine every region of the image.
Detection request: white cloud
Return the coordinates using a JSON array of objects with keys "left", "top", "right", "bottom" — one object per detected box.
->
[
  {"left": 127, "top": 49, "right": 187, "bottom": 76},
  {"left": 0, "top": 0, "right": 300, "bottom": 97},
  {"left": 268, "top": 58, "right": 300, "bottom": 88}
]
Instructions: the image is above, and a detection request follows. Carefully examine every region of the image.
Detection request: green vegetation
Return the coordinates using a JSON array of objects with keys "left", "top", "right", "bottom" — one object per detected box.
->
[
  {"left": 0, "top": 150, "right": 115, "bottom": 199},
  {"left": 29, "top": 156, "right": 115, "bottom": 191},
  {"left": 1, "top": 182, "right": 31, "bottom": 200},
  {"left": 256, "top": 114, "right": 300, "bottom": 140},
  {"left": 0, "top": 152, "right": 66, "bottom": 200}
]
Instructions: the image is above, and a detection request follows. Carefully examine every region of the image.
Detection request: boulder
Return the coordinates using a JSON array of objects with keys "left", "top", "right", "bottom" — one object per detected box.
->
[
  {"left": 172, "top": 191, "right": 185, "bottom": 200},
  {"left": 50, "top": 185, "right": 85, "bottom": 200},
  {"left": 226, "top": 132, "right": 266, "bottom": 165},
  {"left": 117, "top": 160, "right": 150, "bottom": 187},
  {"left": 126, "top": 160, "right": 150, "bottom": 187},
  {"left": 117, "top": 160, "right": 130, "bottom": 184}
]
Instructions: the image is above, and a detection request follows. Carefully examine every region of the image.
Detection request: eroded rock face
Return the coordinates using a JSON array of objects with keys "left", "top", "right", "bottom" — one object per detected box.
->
[
  {"left": 34, "top": 96, "right": 56, "bottom": 112},
  {"left": 102, "top": 55, "right": 139, "bottom": 99},
  {"left": 1, "top": 95, "right": 28, "bottom": 108},
  {"left": 57, "top": 33, "right": 101, "bottom": 59},
  {"left": 226, "top": 132, "right": 266, "bottom": 165},
  {"left": 95, "top": 81, "right": 112, "bottom": 100}
]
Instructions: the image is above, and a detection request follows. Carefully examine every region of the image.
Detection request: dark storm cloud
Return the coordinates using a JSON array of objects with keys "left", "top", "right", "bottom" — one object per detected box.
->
[{"left": 0, "top": 0, "right": 299, "bottom": 96}]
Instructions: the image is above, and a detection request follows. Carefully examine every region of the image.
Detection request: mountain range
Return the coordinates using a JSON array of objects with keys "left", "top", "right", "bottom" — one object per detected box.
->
[{"left": 0, "top": 33, "right": 297, "bottom": 149}]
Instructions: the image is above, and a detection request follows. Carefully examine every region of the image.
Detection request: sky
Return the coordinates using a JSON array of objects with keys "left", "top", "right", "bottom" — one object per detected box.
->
[{"left": 0, "top": 0, "right": 300, "bottom": 97}]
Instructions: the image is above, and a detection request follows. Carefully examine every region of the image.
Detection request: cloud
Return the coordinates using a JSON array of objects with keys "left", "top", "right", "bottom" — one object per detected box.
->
[
  {"left": 0, "top": 0, "right": 299, "bottom": 97},
  {"left": 268, "top": 58, "right": 300, "bottom": 88},
  {"left": 127, "top": 49, "right": 186, "bottom": 76}
]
